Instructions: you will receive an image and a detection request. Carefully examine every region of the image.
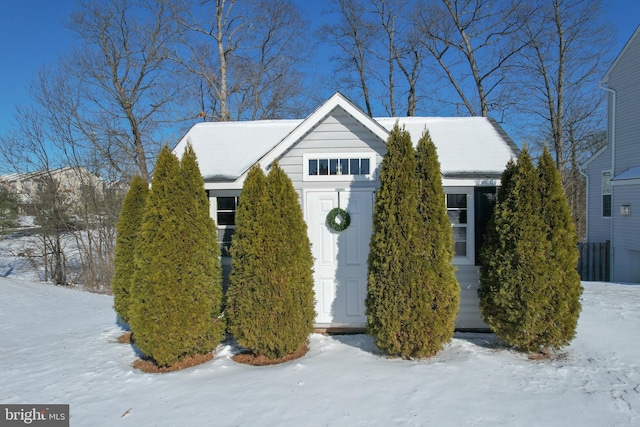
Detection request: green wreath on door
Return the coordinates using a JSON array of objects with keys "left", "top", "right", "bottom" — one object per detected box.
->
[{"left": 326, "top": 207, "right": 351, "bottom": 232}]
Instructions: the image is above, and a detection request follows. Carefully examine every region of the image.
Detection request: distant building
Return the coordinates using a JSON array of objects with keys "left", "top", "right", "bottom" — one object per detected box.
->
[{"left": 0, "top": 167, "right": 104, "bottom": 215}]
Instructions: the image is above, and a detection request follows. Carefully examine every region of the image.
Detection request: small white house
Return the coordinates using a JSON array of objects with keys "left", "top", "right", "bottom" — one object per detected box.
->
[{"left": 173, "top": 93, "right": 519, "bottom": 330}]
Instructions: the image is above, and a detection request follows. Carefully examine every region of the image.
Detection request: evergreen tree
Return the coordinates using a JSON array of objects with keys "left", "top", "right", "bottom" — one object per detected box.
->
[
  {"left": 413, "top": 130, "right": 460, "bottom": 354},
  {"left": 227, "top": 163, "right": 315, "bottom": 359},
  {"left": 178, "top": 143, "right": 225, "bottom": 347},
  {"left": 129, "top": 145, "right": 223, "bottom": 367},
  {"left": 536, "top": 147, "right": 582, "bottom": 348},
  {"left": 112, "top": 174, "right": 148, "bottom": 324},
  {"left": 226, "top": 165, "right": 272, "bottom": 353},
  {"left": 478, "top": 149, "right": 554, "bottom": 352},
  {"left": 367, "top": 124, "right": 439, "bottom": 358}
]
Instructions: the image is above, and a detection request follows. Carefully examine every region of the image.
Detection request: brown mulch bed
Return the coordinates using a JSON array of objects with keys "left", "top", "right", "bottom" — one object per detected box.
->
[
  {"left": 133, "top": 352, "right": 214, "bottom": 373},
  {"left": 232, "top": 343, "right": 309, "bottom": 366},
  {"left": 117, "top": 332, "right": 132, "bottom": 344},
  {"left": 528, "top": 350, "right": 569, "bottom": 361}
]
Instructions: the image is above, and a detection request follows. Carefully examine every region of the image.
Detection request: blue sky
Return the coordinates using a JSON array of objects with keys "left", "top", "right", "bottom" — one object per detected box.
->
[{"left": 0, "top": 0, "right": 638, "bottom": 135}]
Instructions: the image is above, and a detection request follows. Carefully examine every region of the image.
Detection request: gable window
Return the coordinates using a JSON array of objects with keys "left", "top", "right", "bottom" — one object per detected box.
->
[
  {"left": 304, "top": 153, "right": 374, "bottom": 181},
  {"left": 602, "top": 171, "right": 612, "bottom": 218}
]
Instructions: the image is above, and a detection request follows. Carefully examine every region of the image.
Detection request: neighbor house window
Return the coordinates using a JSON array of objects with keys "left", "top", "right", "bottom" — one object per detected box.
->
[
  {"left": 447, "top": 193, "right": 468, "bottom": 258},
  {"left": 304, "top": 153, "right": 374, "bottom": 181},
  {"left": 602, "top": 171, "right": 612, "bottom": 217}
]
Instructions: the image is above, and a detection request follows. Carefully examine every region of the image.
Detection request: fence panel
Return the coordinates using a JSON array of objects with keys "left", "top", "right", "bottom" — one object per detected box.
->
[{"left": 577, "top": 242, "right": 610, "bottom": 281}]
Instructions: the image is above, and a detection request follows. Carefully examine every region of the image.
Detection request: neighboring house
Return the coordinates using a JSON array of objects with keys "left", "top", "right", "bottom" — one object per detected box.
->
[
  {"left": 0, "top": 167, "right": 104, "bottom": 215},
  {"left": 173, "top": 92, "right": 519, "bottom": 330},
  {"left": 580, "top": 25, "right": 640, "bottom": 282}
]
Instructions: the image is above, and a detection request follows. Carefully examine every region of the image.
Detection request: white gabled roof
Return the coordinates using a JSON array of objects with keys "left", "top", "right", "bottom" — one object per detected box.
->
[
  {"left": 377, "top": 117, "right": 518, "bottom": 176},
  {"left": 173, "top": 92, "right": 519, "bottom": 183},
  {"left": 173, "top": 119, "right": 301, "bottom": 181}
]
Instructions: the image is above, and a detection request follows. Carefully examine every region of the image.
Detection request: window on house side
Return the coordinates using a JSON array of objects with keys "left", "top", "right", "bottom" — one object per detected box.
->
[
  {"left": 602, "top": 171, "right": 612, "bottom": 217},
  {"left": 447, "top": 193, "right": 468, "bottom": 257},
  {"left": 217, "top": 196, "right": 238, "bottom": 225}
]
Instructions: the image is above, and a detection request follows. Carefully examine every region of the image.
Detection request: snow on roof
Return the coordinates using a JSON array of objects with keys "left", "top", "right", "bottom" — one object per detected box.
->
[
  {"left": 613, "top": 166, "right": 640, "bottom": 181},
  {"left": 173, "top": 120, "right": 301, "bottom": 181},
  {"left": 173, "top": 102, "right": 518, "bottom": 182},
  {"left": 377, "top": 117, "right": 518, "bottom": 176}
]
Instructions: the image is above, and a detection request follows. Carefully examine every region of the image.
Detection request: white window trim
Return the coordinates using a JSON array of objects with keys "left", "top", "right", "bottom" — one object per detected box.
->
[
  {"left": 444, "top": 187, "right": 475, "bottom": 265},
  {"left": 303, "top": 153, "right": 376, "bottom": 182}
]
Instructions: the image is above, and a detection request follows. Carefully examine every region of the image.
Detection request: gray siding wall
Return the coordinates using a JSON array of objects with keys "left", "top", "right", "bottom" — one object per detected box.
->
[
  {"left": 609, "top": 33, "right": 640, "bottom": 175},
  {"left": 611, "top": 184, "right": 640, "bottom": 251},
  {"left": 585, "top": 146, "right": 612, "bottom": 243},
  {"left": 455, "top": 265, "right": 488, "bottom": 330},
  {"left": 278, "top": 107, "right": 386, "bottom": 187}
]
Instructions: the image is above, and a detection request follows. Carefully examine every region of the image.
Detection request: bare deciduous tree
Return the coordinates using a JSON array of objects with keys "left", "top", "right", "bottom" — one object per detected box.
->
[
  {"left": 323, "top": 0, "right": 424, "bottom": 117},
  {"left": 63, "top": 0, "right": 183, "bottom": 182},
  {"left": 517, "top": 0, "right": 612, "bottom": 238},
  {"left": 415, "top": 0, "right": 529, "bottom": 118},
  {"left": 176, "top": 0, "right": 310, "bottom": 121},
  {"left": 322, "top": 0, "right": 377, "bottom": 116}
]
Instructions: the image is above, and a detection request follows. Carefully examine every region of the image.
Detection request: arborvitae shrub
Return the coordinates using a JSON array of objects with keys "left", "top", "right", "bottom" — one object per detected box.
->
[
  {"left": 536, "top": 147, "right": 582, "bottom": 348},
  {"left": 413, "top": 131, "right": 460, "bottom": 354},
  {"left": 367, "top": 124, "right": 455, "bottom": 358},
  {"left": 227, "top": 162, "right": 315, "bottom": 359},
  {"left": 479, "top": 149, "right": 556, "bottom": 352},
  {"left": 129, "top": 145, "right": 223, "bottom": 367},
  {"left": 178, "top": 144, "right": 225, "bottom": 346},
  {"left": 226, "top": 165, "right": 271, "bottom": 353},
  {"left": 113, "top": 174, "right": 148, "bottom": 325}
]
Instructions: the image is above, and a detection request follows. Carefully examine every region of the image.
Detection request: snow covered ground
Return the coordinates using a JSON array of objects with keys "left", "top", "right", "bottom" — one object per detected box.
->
[{"left": 1, "top": 278, "right": 639, "bottom": 426}]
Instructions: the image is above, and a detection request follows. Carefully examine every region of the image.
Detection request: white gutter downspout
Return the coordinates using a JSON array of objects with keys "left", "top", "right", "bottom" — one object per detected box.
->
[
  {"left": 578, "top": 166, "right": 589, "bottom": 242},
  {"left": 600, "top": 82, "right": 616, "bottom": 281}
]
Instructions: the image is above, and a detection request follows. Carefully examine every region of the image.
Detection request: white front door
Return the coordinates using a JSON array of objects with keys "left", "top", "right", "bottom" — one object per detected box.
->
[{"left": 305, "top": 190, "right": 373, "bottom": 327}]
